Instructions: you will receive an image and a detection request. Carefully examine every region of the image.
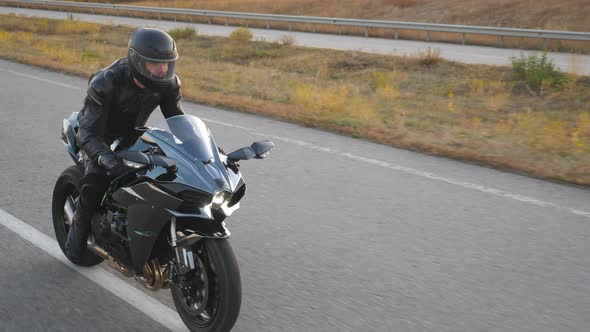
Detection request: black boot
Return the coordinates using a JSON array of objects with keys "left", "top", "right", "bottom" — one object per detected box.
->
[{"left": 65, "top": 206, "right": 91, "bottom": 264}]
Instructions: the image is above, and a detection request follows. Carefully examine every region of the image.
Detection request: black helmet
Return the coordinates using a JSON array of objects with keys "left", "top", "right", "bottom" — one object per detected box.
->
[{"left": 127, "top": 27, "right": 178, "bottom": 91}]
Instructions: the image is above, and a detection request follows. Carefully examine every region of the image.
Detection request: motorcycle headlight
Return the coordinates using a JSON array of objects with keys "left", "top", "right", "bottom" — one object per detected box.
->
[
  {"left": 212, "top": 192, "right": 225, "bottom": 205},
  {"left": 210, "top": 190, "right": 239, "bottom": 216}
]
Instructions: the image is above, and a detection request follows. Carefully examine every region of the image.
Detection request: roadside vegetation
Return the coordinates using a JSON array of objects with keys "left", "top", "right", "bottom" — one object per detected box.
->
[
  {"left": 77, "top": 0, "right": 590, "bottom": 32},
  {"left": 7, "top": 0, "right": 589, "bottom": 52},
  {"left": 168, "top": 26, "right": 197, "bottom": 40},
  {"left": 510, "top": 52, "right": 573, "bottom": 97},
  {"left": 0, "top": 14, "right": 588, "bottom": 185}
]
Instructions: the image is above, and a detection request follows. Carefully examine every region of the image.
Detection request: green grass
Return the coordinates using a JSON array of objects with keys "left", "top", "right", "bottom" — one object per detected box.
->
[{"left": 168, "top": 26, "right": 197, "bottom": 40}]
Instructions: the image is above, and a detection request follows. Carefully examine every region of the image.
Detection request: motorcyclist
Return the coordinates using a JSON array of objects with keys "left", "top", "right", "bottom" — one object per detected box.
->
[{"left": 65, "top": 27, "right": 185, "bottom": 264}]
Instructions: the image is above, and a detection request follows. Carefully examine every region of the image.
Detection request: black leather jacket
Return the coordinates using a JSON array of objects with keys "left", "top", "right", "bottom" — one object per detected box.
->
[{"left": 77, "top": 58, "right": 184, "bottom": 161}]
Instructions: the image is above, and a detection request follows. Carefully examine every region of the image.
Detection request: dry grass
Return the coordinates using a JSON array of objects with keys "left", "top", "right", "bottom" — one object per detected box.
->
[
  {"left": 1, "top": 14, "right": 589, "bottom": 185},
  {"left": 4, "top": 0, "right": 589, "bottom": 52},
  {"left": 103, "top": 0, "right": 590, "bottom": 32}
]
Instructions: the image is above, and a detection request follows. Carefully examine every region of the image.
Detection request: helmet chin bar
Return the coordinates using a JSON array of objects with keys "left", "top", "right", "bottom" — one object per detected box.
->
[
  {"left": 127, "top": 40, "right": 177, "bottom": 91},
  {"left": 130, "top": 63, "right": 176, "bottom": 91}
]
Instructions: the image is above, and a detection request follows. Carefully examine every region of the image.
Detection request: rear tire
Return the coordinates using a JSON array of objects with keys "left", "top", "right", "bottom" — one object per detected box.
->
[
  {"left": 171, "top": 239, "right": 242, "bottom": 332},
  {"left": 52, "top": 165, "right": 104, "bottom": 266}
]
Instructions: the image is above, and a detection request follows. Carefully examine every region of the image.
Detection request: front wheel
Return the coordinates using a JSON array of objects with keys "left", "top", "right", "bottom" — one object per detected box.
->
[
  {"left": 171, "top": 239, "right": 242, "bottom": 332},
  {"left": 51, "top": 165, "right": 104, "bottom": 266}
]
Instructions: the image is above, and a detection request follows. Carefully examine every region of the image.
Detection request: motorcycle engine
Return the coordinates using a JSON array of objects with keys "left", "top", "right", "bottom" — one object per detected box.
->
[
  {"left": 91, "top": 211, "right": 111, "bottom": 239},
  {"left": 91, "top": 209, "right": 128, "bottom": 242}
]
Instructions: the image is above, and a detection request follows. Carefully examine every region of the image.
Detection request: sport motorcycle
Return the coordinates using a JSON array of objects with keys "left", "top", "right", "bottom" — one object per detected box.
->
[{"left": 52, "top": 113, "right": 274, "bottom": 331}]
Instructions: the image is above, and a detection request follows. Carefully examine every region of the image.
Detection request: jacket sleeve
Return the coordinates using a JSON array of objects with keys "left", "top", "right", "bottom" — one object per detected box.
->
[
  {"left": 160, "top": 75, "right": 185, "bottom": 119},
  {"left": 76, "top": 71, "right": 114, "bottom": 161}
]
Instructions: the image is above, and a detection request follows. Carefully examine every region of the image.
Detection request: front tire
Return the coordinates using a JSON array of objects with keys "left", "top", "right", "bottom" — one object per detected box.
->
[
  {"left": 52, "top": 165, "right": 104, "bottom": 266},
  {"left": 171, "top": 239, "right": 242, "bottom": 332}
]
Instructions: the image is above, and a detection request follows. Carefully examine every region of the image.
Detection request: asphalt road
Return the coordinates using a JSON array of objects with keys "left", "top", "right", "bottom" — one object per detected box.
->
[
  {"left": 0, "top": 6, "right": 589, "bottom": 75},
  {"left": 1, "top": 59, "right": 590, "bottom": 331}
]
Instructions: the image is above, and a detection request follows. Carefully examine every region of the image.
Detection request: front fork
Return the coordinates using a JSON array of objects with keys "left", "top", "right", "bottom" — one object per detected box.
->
[{"left": 170, "top": 216, "right": 203, "bottom": 275}]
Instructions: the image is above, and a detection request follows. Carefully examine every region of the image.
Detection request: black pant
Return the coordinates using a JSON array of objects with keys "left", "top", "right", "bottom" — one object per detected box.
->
[
  {"left": 66, "top": 155, "right": 109, "bottom": 261},
  {"left": 77, "top": 156, "right": 109, "bottom": 226}
]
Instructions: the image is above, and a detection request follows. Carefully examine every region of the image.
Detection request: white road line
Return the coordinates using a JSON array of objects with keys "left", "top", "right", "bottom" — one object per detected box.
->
[
  {"left": 0, "top": 208, "right": 188, "bottom": 332},
  {"left": 0, "top": 67, "right": 82, "bottom": 90},
  {"left": 2, "top": 65, "right": 589, "bottom": 219},
  {"left": 203, "top": 118, "right": 590, "bottom": 220}
]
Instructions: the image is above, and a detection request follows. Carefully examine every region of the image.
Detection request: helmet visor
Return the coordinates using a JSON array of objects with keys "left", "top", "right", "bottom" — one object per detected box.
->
[{"left": 129, "top": 48, "right": 176, "bottom": 83}]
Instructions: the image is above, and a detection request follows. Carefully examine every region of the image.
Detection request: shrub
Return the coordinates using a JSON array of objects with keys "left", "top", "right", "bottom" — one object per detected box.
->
[
  {"left": 168, "top": 27, "right": 197, "bottom": 40},
  {"left": 277, "top": 34, "right": 296, "bottom": 46},
  {"left": 510, "top": 51, "right": 572, "bottom": 96},
  {"left": 417, "top": 47, "right": 442, "bottom": 66},
  {"left": 229, "top": 27, "right": 253, "bottom": 44}
]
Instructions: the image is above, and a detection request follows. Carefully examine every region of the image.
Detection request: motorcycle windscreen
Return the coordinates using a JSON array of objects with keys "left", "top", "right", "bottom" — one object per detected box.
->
[{"left": 151, "top": 115, "right": 215, "bottom": 163}]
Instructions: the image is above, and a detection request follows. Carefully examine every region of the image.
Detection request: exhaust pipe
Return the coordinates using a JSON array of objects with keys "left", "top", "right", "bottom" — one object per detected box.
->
[
  {"left": 87, "top": 243, "right": 108, "bottom": 258},
  {"left": 87, "top": 243, "right": 134, "bottom": 278},
  {"left": 87, "top": 244, "right": 168, "bottom": 289}
]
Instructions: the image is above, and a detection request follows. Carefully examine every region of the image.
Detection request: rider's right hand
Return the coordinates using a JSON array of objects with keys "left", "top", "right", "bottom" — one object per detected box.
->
[{"left": 98, "top": 153, "right": 129, "bottom": 178}]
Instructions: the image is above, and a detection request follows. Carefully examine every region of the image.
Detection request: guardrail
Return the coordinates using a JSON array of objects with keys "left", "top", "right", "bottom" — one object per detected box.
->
[{"left": 2, "top": 0, "right": 590, "bottom": 47}]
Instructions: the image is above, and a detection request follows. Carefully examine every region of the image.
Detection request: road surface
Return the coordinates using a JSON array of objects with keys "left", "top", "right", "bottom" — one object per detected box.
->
[{"left": 1, "top": 59, "right": 589, "bottom": 331}]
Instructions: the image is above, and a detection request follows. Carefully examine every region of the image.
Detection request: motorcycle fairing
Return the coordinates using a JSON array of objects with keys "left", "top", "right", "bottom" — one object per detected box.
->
[
  {"left": 143, "top": 129, "right": 234, "bottom": 193},
  {"left": 167, "top": 210, "right": 230, "bottom": 239},
  {"left": 112, "top": 182, "right": 182, "bottom": 272},
  {"left": 61, "top": 112, "right": 81, "bottom": 166}
]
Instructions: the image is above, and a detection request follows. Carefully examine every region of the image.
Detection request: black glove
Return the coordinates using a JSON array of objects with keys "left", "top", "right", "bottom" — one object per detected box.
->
[{"left": 98, "top": 153, "right": 129, "bottom": 178}]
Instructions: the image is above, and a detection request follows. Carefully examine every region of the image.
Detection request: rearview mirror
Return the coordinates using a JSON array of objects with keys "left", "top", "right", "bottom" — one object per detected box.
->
[
  {"left": 227, "top": 140, "right": 275, "bottom": 162},
  {"left": 251, "top": 140, "right": 274, "bottom": 159}
]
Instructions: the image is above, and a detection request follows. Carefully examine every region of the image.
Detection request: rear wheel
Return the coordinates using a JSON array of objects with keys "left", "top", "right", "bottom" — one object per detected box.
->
[
  {"left": 171, "top": 239, "right": 242, "bottom": 332},
  {"left": 52, "top": 165, "right": 104, "bottom": 266}
]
